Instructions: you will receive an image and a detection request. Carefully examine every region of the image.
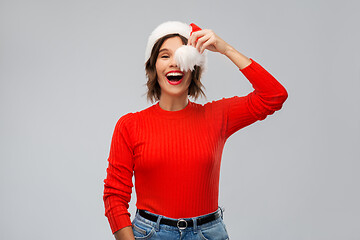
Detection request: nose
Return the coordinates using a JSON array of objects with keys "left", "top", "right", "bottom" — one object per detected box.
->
[{"left": 169, "top": 56, "right": 178, "bottom": 68}]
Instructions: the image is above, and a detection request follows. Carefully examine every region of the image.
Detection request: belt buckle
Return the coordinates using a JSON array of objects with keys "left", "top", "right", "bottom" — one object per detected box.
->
[{"left": 177, "top": 219, "right": 188, "bottom": 230}]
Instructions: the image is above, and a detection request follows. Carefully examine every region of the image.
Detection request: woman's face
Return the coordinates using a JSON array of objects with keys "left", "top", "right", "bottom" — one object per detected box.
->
[{"left": 155, "top": 36, "right": 191, "bottom": 100}]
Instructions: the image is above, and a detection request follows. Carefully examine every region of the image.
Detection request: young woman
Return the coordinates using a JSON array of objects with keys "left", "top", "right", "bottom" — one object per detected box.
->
[{"left": 103, "top": 21, "right": 288, "bottom": 240}]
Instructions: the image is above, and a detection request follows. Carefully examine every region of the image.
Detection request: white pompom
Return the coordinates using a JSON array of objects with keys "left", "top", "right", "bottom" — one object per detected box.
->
[{"left": 174, "top": 45, "right": 206, "bottom": 72}]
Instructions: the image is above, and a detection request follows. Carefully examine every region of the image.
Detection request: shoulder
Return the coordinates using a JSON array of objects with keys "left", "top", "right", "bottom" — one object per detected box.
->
[
  {"left": 115, "top": 103, "right": 156, "bottom": 130},
  {"left": 118, "top": 112, "right": 135, "bottom": 123},
  {"left": 114, "top": 113, "right": 136, "bottom": 135},
  {"left": 113, "top": 112, "right": 139, "bottom": 148}
]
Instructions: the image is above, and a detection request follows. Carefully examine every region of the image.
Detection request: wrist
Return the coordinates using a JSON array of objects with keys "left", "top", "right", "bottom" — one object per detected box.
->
[{"left": 222, "top": 45, "right": 235, "bottom": 56}]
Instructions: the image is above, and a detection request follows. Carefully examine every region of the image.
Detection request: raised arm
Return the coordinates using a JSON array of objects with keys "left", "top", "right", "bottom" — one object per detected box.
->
[{"left": 189, "top": 28, "right": 288, "bottom": 139}]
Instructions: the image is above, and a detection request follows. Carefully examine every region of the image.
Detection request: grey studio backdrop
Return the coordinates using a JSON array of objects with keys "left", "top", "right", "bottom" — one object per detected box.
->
[{"left": 0, "top": 0, "right": 359, "bottom": 239}]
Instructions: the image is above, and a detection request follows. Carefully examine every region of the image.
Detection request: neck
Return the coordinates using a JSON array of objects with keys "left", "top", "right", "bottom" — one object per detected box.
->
[{"left": 158, "top": 94, "right": 189, "bottom": 111}]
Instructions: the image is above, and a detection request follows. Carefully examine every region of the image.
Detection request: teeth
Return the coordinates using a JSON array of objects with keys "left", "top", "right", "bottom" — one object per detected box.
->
[{"left": 166, "top": 72, "right": 183, "bottom": 77}]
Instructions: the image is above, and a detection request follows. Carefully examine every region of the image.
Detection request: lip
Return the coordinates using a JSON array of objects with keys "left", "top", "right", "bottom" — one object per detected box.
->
[{"left": 166, "top": 70, "right": 184, "bottom": 85}]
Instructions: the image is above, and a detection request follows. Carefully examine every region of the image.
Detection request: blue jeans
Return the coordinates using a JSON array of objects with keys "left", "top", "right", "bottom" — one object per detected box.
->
[{"left": 131, "top": 207, "right": 229, "bottom": 240}]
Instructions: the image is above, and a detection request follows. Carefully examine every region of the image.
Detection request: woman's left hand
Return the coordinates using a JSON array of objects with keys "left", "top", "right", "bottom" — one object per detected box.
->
[{"left": 188, "top": 29, "right": 231, "bottom": 55}]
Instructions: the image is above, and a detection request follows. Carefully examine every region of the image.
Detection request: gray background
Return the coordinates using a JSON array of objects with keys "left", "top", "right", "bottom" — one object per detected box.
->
[{"left": 1, "top": 0, "right": 359, "bottom": 239}]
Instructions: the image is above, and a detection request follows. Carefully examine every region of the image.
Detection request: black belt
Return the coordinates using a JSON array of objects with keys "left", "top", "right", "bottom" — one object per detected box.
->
[{"left": 138, "top": 209, "right": 222, "bottom": 230}]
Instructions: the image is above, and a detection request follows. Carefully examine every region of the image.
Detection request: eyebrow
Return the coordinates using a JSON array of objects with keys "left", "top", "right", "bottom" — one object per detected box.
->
[{"left": 159, "top": 48, "right": 169, "bottom": 53}]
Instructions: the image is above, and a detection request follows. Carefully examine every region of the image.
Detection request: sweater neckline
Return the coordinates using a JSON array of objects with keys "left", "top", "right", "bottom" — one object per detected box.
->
[{"left": 152, "top": 100, "right": 194, "bottom": 119}]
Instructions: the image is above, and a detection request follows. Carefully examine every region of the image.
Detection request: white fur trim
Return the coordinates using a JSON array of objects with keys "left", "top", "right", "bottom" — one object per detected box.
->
[
  {"left": 174, "top": 45, "right": 206, "bottom": 72},
  {"left": 145, "top": 21, "right": 191, "bottom": 63}
]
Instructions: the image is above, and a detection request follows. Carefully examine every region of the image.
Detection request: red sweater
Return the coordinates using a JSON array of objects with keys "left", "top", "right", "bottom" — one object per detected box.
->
[{"left": 103, "top": 58, "right": 288, "bottom": 233}]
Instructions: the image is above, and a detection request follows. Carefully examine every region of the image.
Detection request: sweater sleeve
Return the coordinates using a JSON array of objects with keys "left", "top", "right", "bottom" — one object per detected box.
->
[
  {"left": 103, "top": 113, "right": 135, "bottom": 234},
  {"left": 224, "top": 58, "right": 288, "bottom": 139}
]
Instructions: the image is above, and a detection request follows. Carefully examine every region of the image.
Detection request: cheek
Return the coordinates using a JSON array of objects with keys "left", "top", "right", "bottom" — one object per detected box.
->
[
  {"left": 155, "top": 58, "right": 165, "bottom": 70},
  {"left": 155, "top": 63, "right": 160, "bottom": 74},
  {"left": 155, "top": 68, "right": 163, "bottom": 81},
  {"left": 155, "top": 60, "right": 161, "bottom": 72},
  {"left": 185, "top": 72, "right": 192, "bottom": 82}
]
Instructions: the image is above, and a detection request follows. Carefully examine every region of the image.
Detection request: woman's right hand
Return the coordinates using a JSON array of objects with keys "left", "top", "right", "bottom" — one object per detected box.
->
[{"left": 114, "top": 226, "right": 135, "bottom": 240}]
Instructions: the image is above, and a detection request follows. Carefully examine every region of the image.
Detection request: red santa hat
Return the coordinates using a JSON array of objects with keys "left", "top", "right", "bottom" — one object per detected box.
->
[{"left": 145, "top": 21, "right": 207, "bottom": 72}]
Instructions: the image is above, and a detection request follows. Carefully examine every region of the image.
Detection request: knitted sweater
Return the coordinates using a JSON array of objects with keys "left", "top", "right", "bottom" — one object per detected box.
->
[{"left": 103, "top": 58, "right": 288, "bottom": 233}]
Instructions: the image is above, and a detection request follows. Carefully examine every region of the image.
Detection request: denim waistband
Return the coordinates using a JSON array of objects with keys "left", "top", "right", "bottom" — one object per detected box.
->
[{"left": 133, "top": 206, "right": 225, "bottom": 232}]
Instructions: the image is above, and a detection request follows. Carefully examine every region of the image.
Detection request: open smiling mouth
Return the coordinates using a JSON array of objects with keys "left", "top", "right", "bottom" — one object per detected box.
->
[{"left": 166, "top": 71, "right": 184, "bottom": 85}]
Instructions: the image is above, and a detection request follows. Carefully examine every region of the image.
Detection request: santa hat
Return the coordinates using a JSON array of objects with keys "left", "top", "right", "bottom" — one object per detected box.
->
[{"left": 145, "top": 21, "right": 207, "bottom": 72}]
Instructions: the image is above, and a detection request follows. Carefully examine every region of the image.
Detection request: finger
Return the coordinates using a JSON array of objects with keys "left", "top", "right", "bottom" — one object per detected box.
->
[
  {"left": 188, "top": 32, "right": 195, "bottom": 46},
  {"left": 200, "top": 36, "right": 216, "bottom": 53},
  {"left": 189, "top": 32, "right": 199, "bottom": 47},
  {"left": 189, "top": 29, "right": 209, "bottom": 46},
  {"left": 195, "top": 34, "right": 212, "bottom": 52}
]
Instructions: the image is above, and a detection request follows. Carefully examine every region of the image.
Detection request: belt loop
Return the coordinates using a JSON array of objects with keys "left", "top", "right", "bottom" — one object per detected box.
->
[
  {"left": 192, "top": 217, "right": 198, "bottom": 234},
  {"left": 155, "top": 214, "right": 162, "bottom": 231},
  {"left": 219, "top": 206, "right": 225, "bottom": 219}
]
